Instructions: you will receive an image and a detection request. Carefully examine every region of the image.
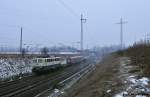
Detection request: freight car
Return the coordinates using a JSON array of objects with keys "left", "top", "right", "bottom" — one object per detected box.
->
[{"left": 67, "top": 56, "right": 86, "bottom": 64}]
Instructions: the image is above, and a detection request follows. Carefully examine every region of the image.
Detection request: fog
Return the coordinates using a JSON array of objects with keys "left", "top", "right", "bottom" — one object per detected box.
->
[{"left": 0, "top": 0, "right": 150, "bottom": 48}]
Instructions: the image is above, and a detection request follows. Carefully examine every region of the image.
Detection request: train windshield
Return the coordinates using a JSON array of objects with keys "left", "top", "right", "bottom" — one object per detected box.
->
[
  {"left": 38, "top": 59, "right": 43, "bottom": 63},
  {"left": 33, "top": 59, "right": 37, "bottom": 63}
]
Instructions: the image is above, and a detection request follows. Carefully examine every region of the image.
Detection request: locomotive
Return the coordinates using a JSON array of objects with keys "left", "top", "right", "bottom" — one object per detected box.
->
[{"left": 32, "top": 56, "right": 85, "bottom": 74}]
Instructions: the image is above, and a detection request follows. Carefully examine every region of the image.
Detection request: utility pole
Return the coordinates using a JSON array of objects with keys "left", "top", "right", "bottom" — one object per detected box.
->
[
  {"left": 80, "top": 14, "right": 86, "bottom": 53},
  {"left": 145, "top": 32, "right": 150, "bottom": 43},
  {"left": 20, "top": 27, "right": 23, "bottom": 54},
  {"left": 116, "top": 18, "right": 127, "bottom": 50}
]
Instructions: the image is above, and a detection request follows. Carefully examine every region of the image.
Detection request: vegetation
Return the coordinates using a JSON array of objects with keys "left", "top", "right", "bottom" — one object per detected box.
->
[
  {"left": 21, "top": 48, "right": 27, "bottom": 58},
  {"left": 117, "top": 41, "right": 150, "bottom": 76},
  {"left": 40, "top": 47, "right": 49, "bottom": 57}
]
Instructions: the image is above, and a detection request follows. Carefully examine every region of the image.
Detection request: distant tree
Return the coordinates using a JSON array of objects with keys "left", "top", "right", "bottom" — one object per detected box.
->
[
  {"left": 50, "top": 46, "right": 57, "bottom": 53},
  {"left": 21, "top": 48, "right": 27, "bottom": 58},
  {"left": 41, "top": 47, "right": 49, "bottom": 56}
]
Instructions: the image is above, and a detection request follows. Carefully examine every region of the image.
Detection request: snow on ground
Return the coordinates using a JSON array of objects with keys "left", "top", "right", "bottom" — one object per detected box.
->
[
  {"left": 0, "top": 58, "right": 34, "bottom": 80},
  {"left": 114, "top": 76, "right": 150, "bottom": 97},
  {"left": 114, "top": 58, "right": 150, "bottom": 97}
]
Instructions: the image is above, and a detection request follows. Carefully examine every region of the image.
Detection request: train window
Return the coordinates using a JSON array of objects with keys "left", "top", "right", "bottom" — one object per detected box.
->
[
  {"left": 46, "top": 59, "right": 51, "bottom": 62},
  {"left": 45, "top": 59, "right": 47, "bottom": 62},
  {"left": 50, "top": 59, "right": 53, "bottom": 61},
  {"left": 57, "top": 58, "right": 60, "bottom": 61},
  {"left": 55, "top": 58, "right": 57, "bottom": 61},
  {"left": 33, "top": 60, "right": 37, "bottom": 63},
  {"left": 38, "top": 59, "right": 42, "bottom": 63},
  {"left": 51, "top": 59, "right": 54, "bottom": 61}
]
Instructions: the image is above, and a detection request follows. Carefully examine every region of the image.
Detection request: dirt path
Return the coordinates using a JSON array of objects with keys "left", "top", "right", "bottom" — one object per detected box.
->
[{"left": 60, "top": 55, "right": 150, "bottom": 97}]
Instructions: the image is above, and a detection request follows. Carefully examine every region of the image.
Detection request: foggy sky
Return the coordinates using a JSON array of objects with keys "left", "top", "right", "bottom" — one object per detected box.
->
[{"left": 0, "top": 0, "right": 150, "bottom": 48}]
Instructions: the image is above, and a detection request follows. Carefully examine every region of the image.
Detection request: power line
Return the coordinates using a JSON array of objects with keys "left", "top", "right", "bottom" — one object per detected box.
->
[
  {"left": 0, "top": 24, "right": 20, "bottom": 28},
  {"left": 116, "top": 18, "right": 127, "bottom": 50},
  {"left": 80, "top": 14, "right": 87, "bottom": 53},
  {"left": 56, "top": 0, "right": 79, "bottom": 17},
  {"left": 20, "top": 27, "right": 23, "bottom": 54},
  {"left": 0, "top": 24, "right": 23, "bottom": 53},
  {"left": 56, "top": 0, "right": 88, "bottom": 53}
]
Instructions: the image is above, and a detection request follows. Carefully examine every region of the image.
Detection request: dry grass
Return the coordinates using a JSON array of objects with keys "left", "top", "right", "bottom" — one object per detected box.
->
[
  {"left": 117, "top": 42, "right": 150, "bottom": 77},
  {"left": 61, "top": 54, "right": 124, "bottom": 97}
]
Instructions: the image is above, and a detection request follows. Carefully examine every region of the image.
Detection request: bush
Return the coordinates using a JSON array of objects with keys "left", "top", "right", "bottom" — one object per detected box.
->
[
  {"left": 121, "top": 41, "right": 150, "bottom": 76},
  {"left": 40, "top": 47, "right": 49, "bottom": 57}
]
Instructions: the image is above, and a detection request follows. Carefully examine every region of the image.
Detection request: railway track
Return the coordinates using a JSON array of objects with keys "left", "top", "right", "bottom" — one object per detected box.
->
[
  {"left": 2, "top": 71, "right": 73, "bottom": 97},
  {"left": 0, "top": 71, "right": 68, "bottom": 97},
  {"left": 47, "top": 64, "right": 96, "bottom": 97},
  {"left": 0, "top": 74, "right": 34, "bottom": 88},
  {"left": 0, "top": 69, "right": 64, "bottom": 95},
  {"left": 0, "top": 61, "right": 91, "bottom": 97}
]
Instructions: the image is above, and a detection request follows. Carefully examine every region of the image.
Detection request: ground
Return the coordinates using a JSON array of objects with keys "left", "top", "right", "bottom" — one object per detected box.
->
[{"left": 60, "top": 54, "right": 150, "bottom": 97}]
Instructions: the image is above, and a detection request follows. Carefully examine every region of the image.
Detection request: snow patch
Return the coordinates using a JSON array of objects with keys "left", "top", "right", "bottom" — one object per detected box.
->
[
  {"left": 128, "top": 76, "right": 149, "bottom": 86},
  {"left": 115, "top": 76, "right": 150, "bottom": 97},
  {"left": 106, "top": 89, "right": 111, "bottom": 93},
  {"left": 114, "top": 91, "right": 128, "bottom": 97},
  {"left": 54, "top": 89, "right": 60, "bottom": 93},
  {"left": 139, "top": 77, "right": 149, "bottom": 86},
  {"left": 0, "top": 58, "right": 34, "bottom": 80}
]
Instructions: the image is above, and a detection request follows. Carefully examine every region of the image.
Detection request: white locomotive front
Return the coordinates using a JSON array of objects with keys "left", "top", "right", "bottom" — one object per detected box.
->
[
  {"left": 32, "top": 56, "right": 86, "bottom": 74},
  {"left": 32, "top": 57, "right": 67, "bottom": 74}
]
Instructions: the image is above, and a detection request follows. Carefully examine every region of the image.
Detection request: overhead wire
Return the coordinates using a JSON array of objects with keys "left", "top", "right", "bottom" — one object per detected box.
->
[
  {"left": 0, "top": 0, "right": 81, "bottom": 48},
  {"left": 56, "top": 0, "right": 79, "bottom": 18}
]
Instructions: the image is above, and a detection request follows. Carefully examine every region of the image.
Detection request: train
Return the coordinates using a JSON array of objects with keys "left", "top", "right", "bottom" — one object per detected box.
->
[{"left": 32, "top": 56, "right": 86, "bottom": 74}]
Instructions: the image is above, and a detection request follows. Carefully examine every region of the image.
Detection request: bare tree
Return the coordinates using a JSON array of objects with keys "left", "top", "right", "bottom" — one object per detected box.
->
[
  {"left": 21, "top": 48, "right": 27, "bottom": 58},
  {"left": 41, "top": 47, "right": 49, "bottom": 56}
]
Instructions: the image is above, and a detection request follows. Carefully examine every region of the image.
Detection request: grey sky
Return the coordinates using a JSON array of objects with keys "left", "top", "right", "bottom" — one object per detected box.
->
[{"left": 0, "top": 0, "right": 149, "bottom": 48}]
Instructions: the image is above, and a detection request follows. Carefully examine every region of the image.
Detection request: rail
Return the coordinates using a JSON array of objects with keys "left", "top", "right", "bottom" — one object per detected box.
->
[{"left": 49, "top": 64, "right": 96, "bottom": 97}]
